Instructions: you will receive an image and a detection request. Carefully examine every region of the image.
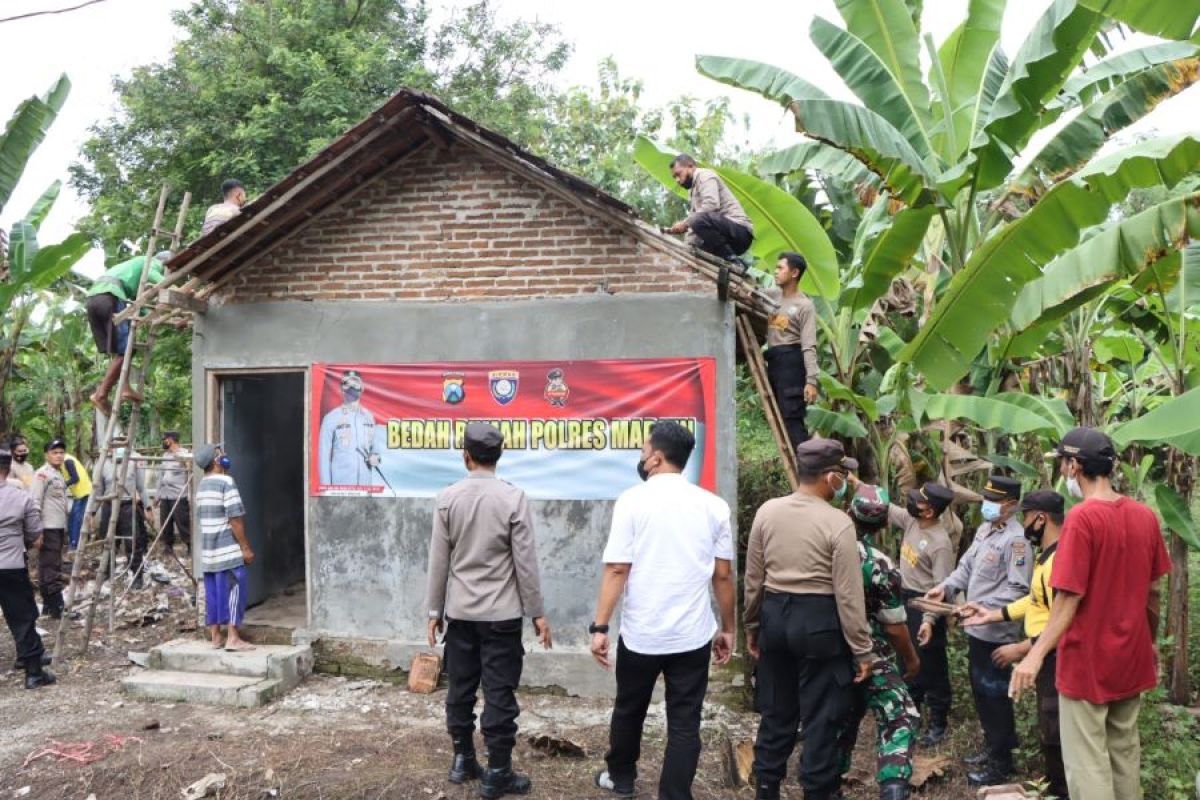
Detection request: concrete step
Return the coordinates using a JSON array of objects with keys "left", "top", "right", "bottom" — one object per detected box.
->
[
  {"left": 149, "top": 638, "right": 313, "bottom": 683},
  {"left": 121, "top": 670, "right": 283, "bottom": 708}
]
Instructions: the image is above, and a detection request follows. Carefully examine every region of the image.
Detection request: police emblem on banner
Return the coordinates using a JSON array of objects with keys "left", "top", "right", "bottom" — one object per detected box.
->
[
  {"left": 488, "top": 370, "right": 519, "bottom": 405},
  {"left": 442, "top": 372, "right": 465, "bottom": 404},
  {"left": 543, "top": 368, "right": 569, "bottom": 408}
]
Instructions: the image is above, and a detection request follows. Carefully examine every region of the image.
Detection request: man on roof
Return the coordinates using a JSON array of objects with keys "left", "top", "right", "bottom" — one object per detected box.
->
[
  {"left": 665, "top": 154, "right": 754, "bottom": 268},
  {"left": 201, "top": 179, "right": 248, "bottom": 237}
]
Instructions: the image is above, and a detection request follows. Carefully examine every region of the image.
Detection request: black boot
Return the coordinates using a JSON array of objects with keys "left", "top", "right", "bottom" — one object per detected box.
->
[
  {"left": 919, "top": 715, "right": 947, "bottom": 747},
  {"left": 448, "top": 737, "right": 482, "bottom": 784},
  {"left": 478, "top": 752, "right": 531, "bottom": 798},
  {"left": 967, "top": 758, "right": 1013, "bottom": 787},
  {"left": 755, "top": 781, "right": 780, "bottom": 800},
  {"left": 42, "top": 592, "right": 64, "bottom": 620},
  {"left": 879, "top": 778, "right": 909, "bottom": 799},
  {"left": 25, "top": 668, "right": 57, "bottom": 690}
]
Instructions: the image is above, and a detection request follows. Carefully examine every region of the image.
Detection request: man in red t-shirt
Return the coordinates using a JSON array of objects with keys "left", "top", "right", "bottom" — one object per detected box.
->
[{"left": 1010, "top": 427, "right": 1171, "bottom": 800}]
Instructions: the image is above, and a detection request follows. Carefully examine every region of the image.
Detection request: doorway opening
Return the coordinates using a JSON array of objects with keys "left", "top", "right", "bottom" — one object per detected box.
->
[{"left": 213, "top": 370, "right": 307, "bottom": 630}]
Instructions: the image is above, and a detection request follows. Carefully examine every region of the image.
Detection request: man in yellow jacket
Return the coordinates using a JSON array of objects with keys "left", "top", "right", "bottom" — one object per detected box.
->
[
  {"left": 959, "top": 489, "right": 1067, "bottom": 798},
  {"left": 58, "top": 451, "right": 92, "bottom": 550}
]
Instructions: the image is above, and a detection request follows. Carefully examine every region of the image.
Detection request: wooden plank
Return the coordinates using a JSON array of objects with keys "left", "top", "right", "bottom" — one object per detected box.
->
[
  {"left": 736, "top": 313, "right": 799, "bottom": 490},
  {"left": 157, "top": 288, "right": 208, "bottom": 313},
  {"left": 906, "top": 597, "right": 963, "bottom": 617}
]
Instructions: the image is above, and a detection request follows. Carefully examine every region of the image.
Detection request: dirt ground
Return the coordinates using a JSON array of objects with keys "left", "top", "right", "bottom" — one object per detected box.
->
[{"left": 1, "top": 557, "right": 1020, "bottom": 800}]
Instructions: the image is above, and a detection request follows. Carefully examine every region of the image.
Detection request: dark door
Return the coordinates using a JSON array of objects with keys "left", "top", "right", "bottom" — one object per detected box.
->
[{"left": 220, "top": 372, "right": 306, "bottom": 606}]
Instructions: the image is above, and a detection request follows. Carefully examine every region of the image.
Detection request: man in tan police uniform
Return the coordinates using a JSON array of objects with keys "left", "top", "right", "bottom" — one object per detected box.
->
[{"left": 425, "top": 422, "right": 552, "bottom": 799}]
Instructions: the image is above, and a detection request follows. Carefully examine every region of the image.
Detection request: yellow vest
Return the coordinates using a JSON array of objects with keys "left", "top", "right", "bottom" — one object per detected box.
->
[
  {"left": 58, "top": 454, "right": 93, "bottom": 499},
  {"left": 1003, "top": 542, "right": 1057, "bottom": 638}
]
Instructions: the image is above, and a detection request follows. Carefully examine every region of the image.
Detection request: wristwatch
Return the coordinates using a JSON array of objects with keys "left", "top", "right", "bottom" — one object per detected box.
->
[{"left": 588, "top": 622, "right": 609, "bottom": 635}]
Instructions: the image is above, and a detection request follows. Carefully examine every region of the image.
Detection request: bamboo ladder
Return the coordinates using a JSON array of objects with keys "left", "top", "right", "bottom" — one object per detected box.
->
[
  {"left": 735, "top": 313, "right": 799, "bottom": 491},
  {"left": 53, "top": 186, "right": 194, "bottom": 659}
]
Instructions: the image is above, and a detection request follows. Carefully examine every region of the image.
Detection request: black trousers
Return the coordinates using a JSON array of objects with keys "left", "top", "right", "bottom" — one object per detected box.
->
[
  {"left": 159, "top": 497, "right": 191, "bottom": 552},
  {"left": 37, "top": 528, "right": 67, "bottom": 601},
  {"left": 444, "top": 618, "right": 524, "bottom": 753},
  {"left": 100, "top": 501, "right": 147, "bottom": 578},
  {"left": 753, "top": 592, "right": 854, "bottom": 798},
  {"left": 0, "top": 568, "right": 46, "bottom": 672},
  {"left": 605, "top": 638, "right": 710, "bottom": 800},
  {"left": 1037, "top": 650, "right": 1068, "bottom": 798},
  {"left": 903, "top": 596, "right": 952, "bottom": 725},
  {"left": 967, "top": 636, "right": 1019, "bottom": 768},
  {"left": 690, "top": 211, "right": 753, "bottom": 259},
  {"left": 764, "top": 345, "right": 809, "bottom": 450}
]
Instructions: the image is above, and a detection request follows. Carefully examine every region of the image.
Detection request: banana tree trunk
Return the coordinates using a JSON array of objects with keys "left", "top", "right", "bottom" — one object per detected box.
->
[{"left": 0, "top": 304, "right": 33, "bottom": 433}]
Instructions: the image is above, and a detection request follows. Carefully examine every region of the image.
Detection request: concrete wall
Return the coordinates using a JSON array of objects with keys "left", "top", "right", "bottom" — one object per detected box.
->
[{"left": 193, "top": 294, "right": 736, "bottom": 695}]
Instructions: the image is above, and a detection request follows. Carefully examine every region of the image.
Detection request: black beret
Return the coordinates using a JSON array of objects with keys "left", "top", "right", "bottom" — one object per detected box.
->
[{"left": 795, "top": 438, "right": 858, "bottom": 472}]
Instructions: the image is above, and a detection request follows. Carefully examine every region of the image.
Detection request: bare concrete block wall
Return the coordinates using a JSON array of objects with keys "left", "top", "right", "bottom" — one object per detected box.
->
[{"left": 194, "top": 296, "right": 735, "bottom": 696}]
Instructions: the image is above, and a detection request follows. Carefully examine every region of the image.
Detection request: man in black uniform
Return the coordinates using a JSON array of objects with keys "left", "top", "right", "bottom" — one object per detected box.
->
[
  {"left": 0, "top": 449, "right": 56, "bottom": 688},
  {"left": 424, "top": 423, "right": 553, "bottom": 798}
]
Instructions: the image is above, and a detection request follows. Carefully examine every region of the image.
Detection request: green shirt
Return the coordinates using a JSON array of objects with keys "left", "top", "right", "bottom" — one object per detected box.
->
[{"left": 86, "top": 256, "right": 166, "bottom": 301}]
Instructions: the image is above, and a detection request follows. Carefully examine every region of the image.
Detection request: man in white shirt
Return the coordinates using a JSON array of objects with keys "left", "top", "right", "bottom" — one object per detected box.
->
[{"left": 589, "top": 421, "right": 736, "bottom": 800}]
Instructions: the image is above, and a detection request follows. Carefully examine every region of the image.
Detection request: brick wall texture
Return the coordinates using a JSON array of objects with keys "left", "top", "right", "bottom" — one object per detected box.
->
[{"left": 221, "top": 143, "right": 714, "bottom": 304}]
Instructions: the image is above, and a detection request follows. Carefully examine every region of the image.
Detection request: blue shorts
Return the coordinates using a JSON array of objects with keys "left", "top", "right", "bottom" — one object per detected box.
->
[{"left": 204, "top": 566, "right": 247, "bottom": 627}]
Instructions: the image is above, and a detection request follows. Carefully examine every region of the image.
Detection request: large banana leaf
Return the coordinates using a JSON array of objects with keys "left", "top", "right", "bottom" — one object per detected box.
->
[
  {"left": 23, "top": 181, "right": 60, "bottom": 232},
  {"left": 1113, "top": 384, "right": 1200, "bottom": 455},
  {"left": 696, "top": 55, "right": 941, "bottom": 207},
  {"left": 633, "top": 136, "right": 839, "bottom": 299},
  {"left": 0, "top": 74, "right": 70, "bottom": 215},
  {"left": 840, "top": 204, "right": 935, "bottom": 310},
  {"left": 811, "top": 16, "right": 931, "bottom": 156},
  {"left": 970, "top": 0, "right": 1104, "bottom": 189},
  {"left": 907, "top": 137, "right": 1200, "bottom": 388},
  {"left": 994, "top": 391, "right": 1075, "bottom": 436},
  {"left": 0, "top": 231, "right": 91, "bottom": 310},
  {"left": 1014, "top": 58, "right": 1200, "bottom": 193},
  {"left": 807, "top": 405, "right": 869, "bottom": 438},
  {"left": 1053, "top": 41, "right": 1199, "bottom": 111},
  {"left": 1075, "top": 0, "right": 1200, "bottom": 40},
  {"left": 1013, "top": 193, "right": 1200, "bottom": 336},
  {"left": 832, "top": 0, "right": 933, "bottom": 152},
  {"left": 760, "top": 141, "right": 876, "bottom": 187},
  {"left": 1152, "top": 483, "right": 1200, "bottom": 550},
  {"left": 936, "top": 0, "right": 1006, "bottom": 159},
  {"left": 919, "top": 391, "right": 1059, "bottom": 434}
]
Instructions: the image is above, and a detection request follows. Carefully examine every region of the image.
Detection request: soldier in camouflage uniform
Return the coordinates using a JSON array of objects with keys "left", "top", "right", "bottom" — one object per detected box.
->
[{"left": 835, "top": 483, "right": 921, "bottom": 800}]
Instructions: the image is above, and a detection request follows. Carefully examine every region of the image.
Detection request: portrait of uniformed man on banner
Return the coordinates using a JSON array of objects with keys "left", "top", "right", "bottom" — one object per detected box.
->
[{"left": 318, "top": 370, "right": 381, "bottom": 488}]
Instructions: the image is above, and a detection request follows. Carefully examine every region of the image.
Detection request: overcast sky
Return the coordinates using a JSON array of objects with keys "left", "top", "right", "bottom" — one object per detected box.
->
[{"left": 1, "top": 0, "right": 1196, "bottom": 278}]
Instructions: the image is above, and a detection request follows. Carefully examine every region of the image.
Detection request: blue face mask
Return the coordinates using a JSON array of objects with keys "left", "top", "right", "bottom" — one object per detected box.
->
[
  {"left": 981, "top": 500, "right": 1003, "bottom": 522},
  {"left": 830, "top": 472, "right": 848, "bottom": 501},
  {"left": 217, "top": 455, "right": 232, "bottom": 471},
  {"left": 343, "top": 387, "right": 362, "bottom": 403}
]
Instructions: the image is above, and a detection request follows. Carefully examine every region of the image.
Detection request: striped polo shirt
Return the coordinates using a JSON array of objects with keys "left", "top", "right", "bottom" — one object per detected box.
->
[{"left": 197, "top": 473, "right": 246, "bottom": 573}]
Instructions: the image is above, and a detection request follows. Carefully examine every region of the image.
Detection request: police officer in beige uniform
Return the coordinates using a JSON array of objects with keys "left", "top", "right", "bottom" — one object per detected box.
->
[
  {"left": 888, "top": 481, "right": 956, "bottom": 745},
  {"left": 425, "top": 423, "right": 552, "bottom": 799},
  {"left": 926, "top": 475, "right": 1032, "bottom": 787},
  {"left": 30, "top": 440, "right": 71, "bottom": 618}
]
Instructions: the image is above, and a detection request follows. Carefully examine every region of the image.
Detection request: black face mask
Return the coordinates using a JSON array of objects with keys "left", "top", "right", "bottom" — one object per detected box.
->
[
  {"left": 13, "top": 452, "right": 27, "bottom": 464},
  {"left": 636, "top": 458, "right": 650, "bottom": 482},
  {"left": 162, "top": 442, "right": 171, "bottom": 451},
  {"left": 1024, "top": 517, "right": 1045, "bottom": 546},
  {"left": 906, "top": 499, "right": 923, "bottom": 518},
  {"left": 680, "top": 175, "right": 694, "bottom": 190}
]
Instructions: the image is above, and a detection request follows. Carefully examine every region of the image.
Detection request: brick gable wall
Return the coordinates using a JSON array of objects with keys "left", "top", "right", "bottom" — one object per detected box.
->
[{"left": 220, "top": 143, "right": 713, "bottom": 304}]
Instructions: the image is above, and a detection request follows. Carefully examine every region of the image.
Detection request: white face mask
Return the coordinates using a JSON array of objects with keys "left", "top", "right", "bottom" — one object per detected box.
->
[
  {"left": 1066, "top": 475, "right": 1083, "bottom": 498},
  {"left": 981, "top": 500, "right": 1003, "bottom": 522}
]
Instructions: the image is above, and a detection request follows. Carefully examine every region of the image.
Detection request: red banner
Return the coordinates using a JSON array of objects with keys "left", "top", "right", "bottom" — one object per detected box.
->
[{"left": 310, "top": 359, "right": 717, "bottom": 499}]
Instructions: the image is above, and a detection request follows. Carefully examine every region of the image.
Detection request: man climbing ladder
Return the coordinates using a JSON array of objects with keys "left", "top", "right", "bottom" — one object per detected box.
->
[{"left": 85, "top": 251, "right": 170, "bottom": 416}]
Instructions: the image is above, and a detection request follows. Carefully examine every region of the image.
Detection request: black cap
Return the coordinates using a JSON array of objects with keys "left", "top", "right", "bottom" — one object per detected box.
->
[
  {"left": 1053, "top": 427, "right": 1117, "bottom": 464},
  {"left": 1021, "top": 489, "right": 1065, "bottom": 515},
  {"left": 981, "top": 474, "right": 1021, "bottom": 502},
  {"left": 163, "top": 431, "right": 180, "bottom": 442},
  {"left": 911, "top": 482, "right": 954, "bottom": 513},
  {"left": 795, "top": 438, "right": 859, "bottom": 472},
  {"left": 464, "top": 422, "right": 503, "bottom": 461},
  {"left": 44, "top": 438, "right": 66, "bottom": 452}
]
